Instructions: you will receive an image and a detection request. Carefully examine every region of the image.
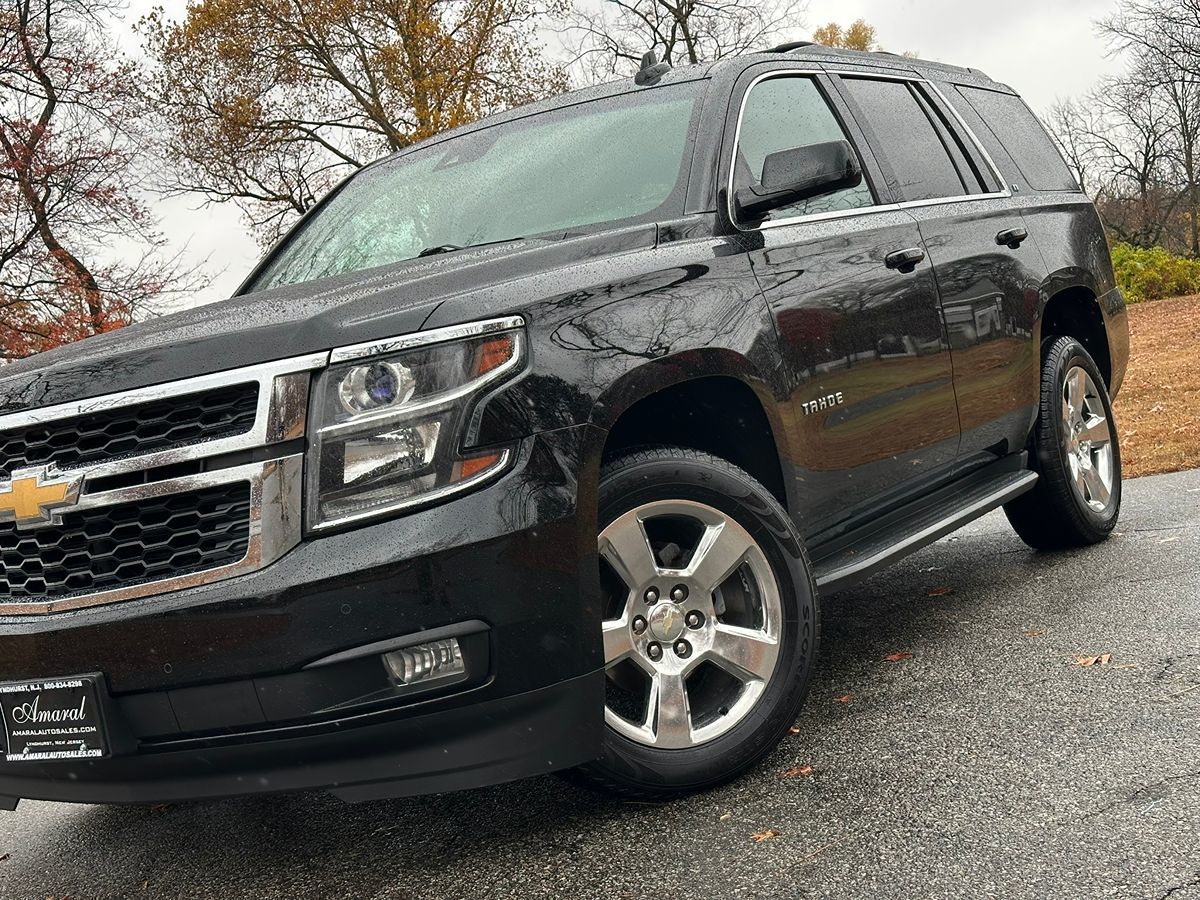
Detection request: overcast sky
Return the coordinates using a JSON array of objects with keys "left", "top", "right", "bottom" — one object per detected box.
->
[{"left": 116, "top": 0, "right": 1129, "bottom": 308}]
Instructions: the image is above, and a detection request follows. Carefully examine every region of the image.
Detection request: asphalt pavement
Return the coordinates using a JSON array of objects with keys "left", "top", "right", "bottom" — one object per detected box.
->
[{"left": 0, "top": 468, "right": 1197, "bottom": 900}]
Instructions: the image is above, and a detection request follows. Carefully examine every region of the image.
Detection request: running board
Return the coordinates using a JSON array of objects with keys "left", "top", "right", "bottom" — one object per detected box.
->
[{"left": 811, "top": 462, "right": 1038, "bottom": 594}]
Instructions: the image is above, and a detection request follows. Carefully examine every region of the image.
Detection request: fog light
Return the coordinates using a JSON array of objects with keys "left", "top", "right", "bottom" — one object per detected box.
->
[{"left": 383, "top": 638, "right": 466, "bottom": 690}]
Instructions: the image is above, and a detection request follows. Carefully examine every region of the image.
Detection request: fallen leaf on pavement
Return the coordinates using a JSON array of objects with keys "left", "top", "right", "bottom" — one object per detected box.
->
[
  {"left": 720, "top": 812, "right": 732, "bottom": 822},
  {"left": 834, "top": 694, "right": 853, "bottom": 704},
  {"left": 780, "top": 765, "right": 813, "bottom": 779},
  {"left": 1023, "top": 629, "right": 1046, "bottom": 638},
  {"left": 884, "top": 651, "right": 914, "bottom": 662},
  {"left": 1073, "top": 654, "right": 1112, "bottom": 667},
  {"left": 927, "top": 586, "right": 954, "bottom": 596},
  {"left": 787, "top": 725, "right": 801, "bottom": 735},
  {"left": 751, "top": 829, "right": 781, "bottom": 842}
]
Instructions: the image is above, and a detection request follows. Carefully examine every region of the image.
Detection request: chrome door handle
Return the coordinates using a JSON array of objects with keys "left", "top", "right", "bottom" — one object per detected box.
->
[
  {"left": 885, "top": 247, "right": 926, "bottom": 273},
  {"left": 996, "top": 226, "right": 1029, "bottom": 249}
]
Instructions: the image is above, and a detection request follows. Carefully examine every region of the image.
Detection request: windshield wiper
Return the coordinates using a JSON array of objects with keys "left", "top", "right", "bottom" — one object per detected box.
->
[{"left": 416, "top": 237, "right": 524, "bottom": 258}]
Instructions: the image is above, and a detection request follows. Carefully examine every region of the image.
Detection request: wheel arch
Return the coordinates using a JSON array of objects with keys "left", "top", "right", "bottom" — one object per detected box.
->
[
  {"left": 1037, "top": 280, "right": 1113, "bottom": 390},
  {"left": 593, "top": 359, "right": 791, "bottom": 510}
]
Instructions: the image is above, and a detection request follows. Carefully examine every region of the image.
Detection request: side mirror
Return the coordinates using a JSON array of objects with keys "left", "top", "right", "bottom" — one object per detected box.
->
[{"left": 734, "top": 140, "right": 863, "bottom": 222}]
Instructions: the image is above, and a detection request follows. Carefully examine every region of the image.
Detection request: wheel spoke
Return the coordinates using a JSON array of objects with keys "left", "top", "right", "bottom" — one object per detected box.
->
[
  {"left": 1075, "top": 458, "right": 1094, "bottom": 501},
  {"left": 705, "top": 623, "right": 779, "bottom": 683},
  {"left": 599, "top": 512, "right": 660, "bottom": 592},
  {"left": 645, "top": 671, "right": 692, "bottom": 748},
  {"left": 1080, "top": 413, "right": 1111, "bottom": 446},
  {"left": 602, "top": 618, "right": 635, "bottom": 666},
  {"left": 685, "top": 520, "right": 754, "bottom": 592},
  {"left": 1067, "top": 368, "right": 1087, "bottom": 414},
  {"left": 1082, "top": 464, "right": 1111, "bottom": 508}
]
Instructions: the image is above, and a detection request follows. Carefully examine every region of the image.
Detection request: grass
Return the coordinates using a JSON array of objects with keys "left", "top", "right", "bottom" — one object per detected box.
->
[{"left": 1112, "top": 293, "right": 1200, "bottom": 478}]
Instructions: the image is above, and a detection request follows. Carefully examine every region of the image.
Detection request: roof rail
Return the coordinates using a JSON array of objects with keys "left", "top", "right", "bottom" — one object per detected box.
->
[{"left": 767, "top": 41, "right": 818, "bottom": 53}]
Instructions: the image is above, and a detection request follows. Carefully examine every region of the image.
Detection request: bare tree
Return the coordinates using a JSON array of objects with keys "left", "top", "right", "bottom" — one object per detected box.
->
[
  {"left": 1098, "top": 0, "right": 1200, "bottom": 254},
  {"left": 1047, "top": 98, "right": 1103, "bottom": 197},
  {"left": 141, "top": 0, "right": 569, "bottom": 244},
  {"left": 1098, "top": 0, "right": 1200, "bottom": 78},
  {"left": 1087, "top": 68, "right": 1179, "bottom": 247},
  {"left": 563, "top": 0, "right": 808, "bottom": 84},
  {"left": 0, "top": 0, "right": 193, "bottom": 359}
]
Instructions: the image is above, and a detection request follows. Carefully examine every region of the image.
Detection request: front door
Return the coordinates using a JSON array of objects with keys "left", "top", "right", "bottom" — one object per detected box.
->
[{"left": 729, "top": 72, "right": 960, "bottom": 538}]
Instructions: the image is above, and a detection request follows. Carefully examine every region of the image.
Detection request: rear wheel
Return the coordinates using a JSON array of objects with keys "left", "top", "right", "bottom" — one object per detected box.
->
[
  {"left": 571, "top": 447, "right": 818, "bottom": 799},
  {"left": 1005, "top": 336, "right": 1121, "bottom": 549}
]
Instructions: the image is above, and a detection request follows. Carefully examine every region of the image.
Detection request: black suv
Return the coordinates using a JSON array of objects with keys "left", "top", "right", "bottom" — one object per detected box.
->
[{"left": 0, "top": 43, "right": 1127, "bottom": 806}]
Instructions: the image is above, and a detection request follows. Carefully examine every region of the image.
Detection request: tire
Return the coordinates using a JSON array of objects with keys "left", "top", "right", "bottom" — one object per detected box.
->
[
  {"left": 1004, "top": 336, "right": 1122, "bottom": 550},
  {"left": 568, "top": 446, "right": 819, "bottom": 800}
]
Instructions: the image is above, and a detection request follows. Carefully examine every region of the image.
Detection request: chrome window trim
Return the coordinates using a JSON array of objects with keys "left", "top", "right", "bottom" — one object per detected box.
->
[
  {"left": 726, "top": 69, "right": 1013, "bottom": 234},
  {"left": 0, "top": 352, "right": 328, "bottom": 480},
  {"left": 0, "top": 455, "right": 303, "bottom": 617},
  {"left": 923, "top": 80, "right": 1009, "bottom": 192},
  {"left": 330, "top": 316, "right": 525, "bottom": 365}
]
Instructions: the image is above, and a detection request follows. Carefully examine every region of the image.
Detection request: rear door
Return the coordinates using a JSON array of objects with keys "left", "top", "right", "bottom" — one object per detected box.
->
[
  {"left": 726, "top": 69, "right": 961, "bottom": 537},
  {"left": 831, "top": 74, "right": 1047, "bottom": 463}
]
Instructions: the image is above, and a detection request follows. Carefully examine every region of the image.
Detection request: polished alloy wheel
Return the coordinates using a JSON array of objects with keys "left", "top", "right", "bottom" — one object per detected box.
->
[
  {"left": 1061, "top": 365, "right": 1115, "bottom": 513},
  {"left": 598, "top": 500, "right": 782, "bottom": 749}
]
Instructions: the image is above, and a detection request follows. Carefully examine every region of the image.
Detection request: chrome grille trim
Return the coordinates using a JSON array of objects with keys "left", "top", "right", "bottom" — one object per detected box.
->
[
  {"left": 0, "top": 353, "right": 327, "bottom": 479},
  {"left": 0, "top": 352, "right": 328, "bottom": 616},
  {"left": 0, "top": 456, "right": 303, "bottom": 616}
]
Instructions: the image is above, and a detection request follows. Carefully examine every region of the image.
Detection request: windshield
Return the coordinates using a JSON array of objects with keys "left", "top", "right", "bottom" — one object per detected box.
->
[{"left": 250, "top": 82, "right": 702, "bottom": 292}]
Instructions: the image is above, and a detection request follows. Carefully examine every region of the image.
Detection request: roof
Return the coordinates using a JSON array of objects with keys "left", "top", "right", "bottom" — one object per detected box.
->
[
  {"left": 365, "top": 43, "right": 1011, "bottom": 172},
  {"left": 728, "top": 42, "right": 1010, "bottom": 91}
]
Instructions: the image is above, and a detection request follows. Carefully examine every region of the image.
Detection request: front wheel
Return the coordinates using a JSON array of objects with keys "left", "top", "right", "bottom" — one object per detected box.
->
[
  {"left": 1005, "top": 336, "right": 1122, "bottom": 550},
  {"left": 569, "top": 447, "right": 818, "bottom": 800}
]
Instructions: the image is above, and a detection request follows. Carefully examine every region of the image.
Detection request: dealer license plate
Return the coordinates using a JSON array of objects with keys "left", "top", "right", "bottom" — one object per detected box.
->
[{"left": 0, "top": 676, "right": 108, "bottom": 762}]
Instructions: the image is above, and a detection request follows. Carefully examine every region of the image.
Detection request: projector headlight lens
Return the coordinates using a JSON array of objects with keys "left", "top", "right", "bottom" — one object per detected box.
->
[
  {"left": 307, "top": 321, "right": 523, "bottom": 531},
  {"left": 337, "top": 361, "right": 416, "bottom": 414}
]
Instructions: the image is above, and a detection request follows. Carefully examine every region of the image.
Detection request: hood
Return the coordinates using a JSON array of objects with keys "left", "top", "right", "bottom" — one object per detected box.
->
[{"left": 0, "top": 225, "right": 657, "bottom": 412}]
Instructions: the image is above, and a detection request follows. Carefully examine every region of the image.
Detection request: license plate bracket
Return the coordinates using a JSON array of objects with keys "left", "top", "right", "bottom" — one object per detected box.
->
[{"left": 0, "top": 675, "right": 109, "bottom": 762}]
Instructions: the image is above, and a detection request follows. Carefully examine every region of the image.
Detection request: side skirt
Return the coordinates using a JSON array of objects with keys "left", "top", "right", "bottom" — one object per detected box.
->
[{"left": 810, "top": 453, "right": 1038, "bottom": 594}]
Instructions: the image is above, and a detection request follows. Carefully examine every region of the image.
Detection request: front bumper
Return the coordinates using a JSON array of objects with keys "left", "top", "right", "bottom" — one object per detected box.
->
[{"left": 0, "top": 425, "right": 606, "bottom": 806}]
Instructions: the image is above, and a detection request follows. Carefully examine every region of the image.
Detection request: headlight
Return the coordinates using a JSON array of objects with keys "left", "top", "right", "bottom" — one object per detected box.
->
[{"left": 307, "top": 318, "right": 524, "bottom": 530}]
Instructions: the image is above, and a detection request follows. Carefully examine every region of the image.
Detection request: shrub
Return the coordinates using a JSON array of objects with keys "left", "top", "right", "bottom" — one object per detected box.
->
[{"left": 1110, "top": 242, "right": 1200, "bottom": 303}]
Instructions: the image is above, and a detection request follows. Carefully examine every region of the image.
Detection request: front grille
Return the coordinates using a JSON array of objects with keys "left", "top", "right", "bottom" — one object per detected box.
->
[
  {"left": 0, "top": 482, "right": 251, "bottom": 602},
  {"left": 0, "top": 352, "right": 319, "bottom": 615},
  {"left": 0, "top": 382, "right": 259, "bottom": 479}
]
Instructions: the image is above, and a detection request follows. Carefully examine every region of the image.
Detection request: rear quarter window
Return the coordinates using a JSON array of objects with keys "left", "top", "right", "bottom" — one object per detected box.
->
[{"left": 954, "top": 86, "right": 1078, "bottom": 192}]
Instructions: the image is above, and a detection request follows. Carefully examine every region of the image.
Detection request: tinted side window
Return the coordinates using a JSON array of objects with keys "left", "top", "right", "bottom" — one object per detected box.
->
[
  {"left": 734, "top": 76, "right": 874, "bottom": 221},
  {"left": 956, "top": 86, "right": 1078, "bottom": 191},
  {"left": 839, "top": 77, "right": 968, "bottom": 202}
]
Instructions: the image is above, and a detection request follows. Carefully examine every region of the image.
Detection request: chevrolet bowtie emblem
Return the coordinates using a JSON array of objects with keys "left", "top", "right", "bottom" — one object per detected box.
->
[{"left": 0, "top": 467, "right": 83, "bottom": 530}]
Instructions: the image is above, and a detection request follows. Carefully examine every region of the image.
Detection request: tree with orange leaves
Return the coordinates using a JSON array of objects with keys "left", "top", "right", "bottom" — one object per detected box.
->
[
  {"left": 0, "top": 0, "right": 193, "bottom": 359},
  {"left": 141, "top": 0, "right": 569, "bottom": 244},
  {"left": 811, "top": 19, "right": 877, "bottom": 52}
]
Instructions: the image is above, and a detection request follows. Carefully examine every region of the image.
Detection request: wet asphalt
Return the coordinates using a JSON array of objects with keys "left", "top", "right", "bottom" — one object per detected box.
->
[{"left": 0, "top": 468, "right": 1197, "bottom": 900}]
